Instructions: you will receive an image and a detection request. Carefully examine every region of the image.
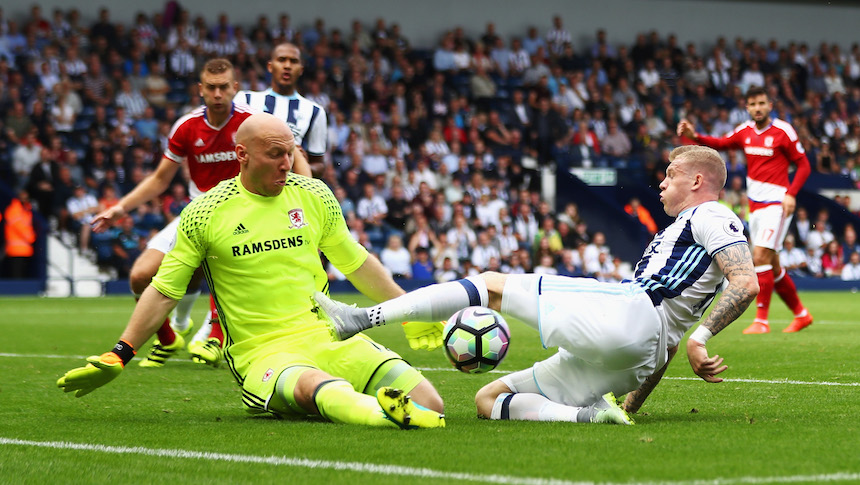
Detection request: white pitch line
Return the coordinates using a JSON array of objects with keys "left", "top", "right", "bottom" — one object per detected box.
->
[
  {"left": 0, "top": 437, "right": 586, "bottom": 485},
  {"left": 1, "top": 352, "right": 857, "bottom": 388},
  {"left": 415, "top": 367, "right": 860, "bottom": 387},
  {"left": 2, "top": 438, "right": 858, "bottom": 485}
]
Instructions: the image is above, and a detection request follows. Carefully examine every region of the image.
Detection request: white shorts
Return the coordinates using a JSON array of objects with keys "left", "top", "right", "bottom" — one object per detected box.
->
[
  {"left": 145, "top": 217, "right": 181, "bottom": 254},
  {"left": 500, "top": 275, "right": 667, "bottom": 406},
  {"left": 749, "top": 204, "right": 792, "bottom": 251}
]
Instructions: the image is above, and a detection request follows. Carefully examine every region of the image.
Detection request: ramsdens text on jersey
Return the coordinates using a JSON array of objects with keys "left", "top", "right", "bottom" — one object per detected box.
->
[
  {"left": 196, "top": 151, "right": 238, "bottom": 164},
  {"left": 232, "top": 236, "right": 304, "bottom": 256}
]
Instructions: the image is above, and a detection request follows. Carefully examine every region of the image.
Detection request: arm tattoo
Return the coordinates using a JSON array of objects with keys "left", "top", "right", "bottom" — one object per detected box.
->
[{"left": 702, "top": 244, "right": 757, "bottom": 335}]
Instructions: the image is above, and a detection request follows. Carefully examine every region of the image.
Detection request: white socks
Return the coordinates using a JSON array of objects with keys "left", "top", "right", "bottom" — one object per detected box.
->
[
  {"left": 171, "top": 290, "right": 200, "bottom": 332},
  {"left": 366, "top": 277, "right": 489, "bottom": 326},
  {"left": 490, "top": 393, "right": 584, "bottom": 422}
]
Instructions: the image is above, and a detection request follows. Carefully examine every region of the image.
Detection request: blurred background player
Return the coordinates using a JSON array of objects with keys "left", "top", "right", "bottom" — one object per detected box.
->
[
  {"left": 59, "top": 113, "right": 444, "bottom": 430},
  {"left": 236, "top": 42, "right": 327, "bottom": 175},
  {"left": 677, "top": 86, "right": 813, "bottom": 334},
  {"left": 92, "top": 59, "right": 309, "bottom": 367},
  {"left": 188, "top": 42, "right": 328, "bottom": 358}
]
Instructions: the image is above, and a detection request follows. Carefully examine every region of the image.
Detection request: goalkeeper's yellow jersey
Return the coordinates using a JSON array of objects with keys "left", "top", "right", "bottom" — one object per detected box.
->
[{"left": 151, "top": 174, "right": 368, "bottom": 380}]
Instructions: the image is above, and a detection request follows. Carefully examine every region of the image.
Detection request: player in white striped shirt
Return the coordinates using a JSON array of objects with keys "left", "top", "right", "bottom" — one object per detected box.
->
[
  {"left": 314, "top": 146, "right": 760, "bottom": 424},
  {"left": 235, "top": 42, "right": 327, "bottom": 177}
]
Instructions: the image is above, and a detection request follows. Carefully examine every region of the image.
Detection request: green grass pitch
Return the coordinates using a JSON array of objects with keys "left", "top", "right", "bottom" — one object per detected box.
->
[{"left": 0, "top": 291, "right": 858, "bottom": 484}]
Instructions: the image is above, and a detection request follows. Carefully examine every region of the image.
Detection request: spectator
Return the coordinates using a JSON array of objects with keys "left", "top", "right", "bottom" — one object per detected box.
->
[
  {"left": 411, "top": 247, "right": 435, "bottom": 281},
  {"left": 143, "top": 61, "right": 170, "bottom": 110},
  {"left": 841, "top": 251, "right": 860, "bottom": 281},
  {"left": 356, "top": 183, "right": 388, "bottom": 249},
  {"left": 162, "top": 182, "right": 190, "bottom": 222},
  {"left": 114, "top": 78, "right": 149, "bottom": 119},
  {"left": 434, "top": 256, "right": 459, "bottom": 283},
  {"left": 806, "top": 210, "right": 835, "bottom": 258},
  {"left": 821, "top": 240, "right": 844, "bottom": 278},
  {"left": 624, "top": 197, "right": 658, "bottom": 235},
  {"left": 446, "top": 213, "right": 477, "bottom": 261},
  {"left": 602, "top": 119, "right": 632, "bottom": 158},
  {"left": 66, "top": 185, "right": 98, "bottom": 255},
  {"left": 779, "top": 235, "right": 809, "bottom": 276},
  {"left": 111, "top": 216, "right": 142, "bottom": 279},
  {"left": 533, "top": 253, "right": 558, "bottom": 276},
  {"left": 471, "top": 229, "right": 501, "bottom": 272},
  {"left": 12, "top": 130, "right": 42, "bottom": 189},
  {"left": 1, "top": 190, "right": 37, "bottom": 279},
  {"left": 379, "top": 233, "right": 411, "bottom": 278},
  {"left": 841, "top": 225, "right": 860, "bottom": 264},
  {"left": 793, "top": 206, "right": 812, "bottom": 248}
]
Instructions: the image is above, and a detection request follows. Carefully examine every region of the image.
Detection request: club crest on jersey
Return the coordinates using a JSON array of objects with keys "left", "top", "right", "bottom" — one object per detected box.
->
[
  {"left": 764, "top": 136, "right": 774, "bottom": 147},
  {"left": 723, "top": 219, "right": 742, "bottom": 236},
  {"left": 262, "top": 368, "right": 274, "bottom": 382},
  {"left": 288, "top": 208, "right": 307, "bottom": 229}
]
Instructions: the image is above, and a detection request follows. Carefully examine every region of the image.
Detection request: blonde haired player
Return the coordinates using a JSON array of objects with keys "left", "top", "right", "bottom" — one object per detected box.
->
[{"left": 315, "top": 146, "right": 759, "bottom": 422}]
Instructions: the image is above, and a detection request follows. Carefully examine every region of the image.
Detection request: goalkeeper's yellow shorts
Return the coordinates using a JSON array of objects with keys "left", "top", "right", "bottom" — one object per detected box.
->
[{"left": 241, "top": 326, "right": 423, "bottom": 415}]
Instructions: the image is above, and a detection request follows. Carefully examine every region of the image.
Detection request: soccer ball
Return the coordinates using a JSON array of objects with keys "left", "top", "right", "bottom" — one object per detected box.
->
[{"left": 443, "top": 307, "right": 510, "bottom": 374}]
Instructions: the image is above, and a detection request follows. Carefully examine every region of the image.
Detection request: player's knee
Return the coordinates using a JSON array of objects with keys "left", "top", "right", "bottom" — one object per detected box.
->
[
  {"left": 477, "top": 271, "right": 507, "bottom": 308},
  {"left": 293, "top": 369, "right": 334, "bottom": 414},
  {"left": 475, "top": 380, "right": 508, "bottom": 418},
  {"left": 128, "top": 266, "right": 155, "bottom": 295},
  {"left": 129, "top": 251, "right": 163, "bottom": 294},
  {"left": 406, "top": 379, "right": 444, "bottom": 413}
]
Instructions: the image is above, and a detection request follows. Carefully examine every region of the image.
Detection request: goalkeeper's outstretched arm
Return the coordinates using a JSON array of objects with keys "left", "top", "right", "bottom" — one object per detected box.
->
[{"left": 57, "top": 286, "right": 179, "bottom": 397}]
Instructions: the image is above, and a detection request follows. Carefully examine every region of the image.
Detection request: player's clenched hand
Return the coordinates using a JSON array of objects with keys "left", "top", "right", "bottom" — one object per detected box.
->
[
  {"left": 402, "top": 321, "right": 444, "bottom": 351},
  {"left": 686, "top": 338, "right": 726, "bottom": 383},
  {"left": 57, "top": 352, "right": 124, "bottom": 397},
  {"left": 91, "top": 205, "right": 126, "bottom": 233},
  {"left": 676, "top": 119, "right": 695, "bottom": 139}
]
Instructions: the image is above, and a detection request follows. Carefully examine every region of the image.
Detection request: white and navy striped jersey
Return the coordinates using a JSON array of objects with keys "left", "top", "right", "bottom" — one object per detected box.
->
[
  {"left": 631, "top": 201, "right": 747, "bottom": 347},
  {"left": 235, "top": 88, "right": 328, "bottom": 157}
]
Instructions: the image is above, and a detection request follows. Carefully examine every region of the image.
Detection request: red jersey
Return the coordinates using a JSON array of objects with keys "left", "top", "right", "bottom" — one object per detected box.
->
[
  {"left": 164, "top": 103, "right": 255, "bottom": 198},
  {"left": 692, "top": 118, "right": 811, "bottom": 212}
]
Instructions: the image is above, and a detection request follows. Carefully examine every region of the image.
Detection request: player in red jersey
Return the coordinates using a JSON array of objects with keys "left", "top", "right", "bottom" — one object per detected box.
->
[
  {"left": 92, "top": 59, "right": 310, "bottom": 366},
  {"left": 677, "top": 86, "right": 813, "bottom": 334}
]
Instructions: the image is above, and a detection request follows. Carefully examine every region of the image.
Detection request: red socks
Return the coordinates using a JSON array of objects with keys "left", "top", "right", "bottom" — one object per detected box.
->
[
  {"left": 774, "top": 269, "right": 804, "bottom": 315},
  {"left": 208, "top": 294, "right": 224, "bottom": 345},
  {"left": 755, "top": 267, "right": 774, "bottom": 322},
  {"left": 155, "top": 318, "right": 176, "bottom": 345}
]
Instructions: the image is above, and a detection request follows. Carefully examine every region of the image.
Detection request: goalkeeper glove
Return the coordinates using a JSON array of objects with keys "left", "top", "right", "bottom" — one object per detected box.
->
[
  {"left": 401, "top": 321, "right": 445, "bottom": 351},
  {"left": 57, "top": 340, "right": 135, "bottom": 397}
]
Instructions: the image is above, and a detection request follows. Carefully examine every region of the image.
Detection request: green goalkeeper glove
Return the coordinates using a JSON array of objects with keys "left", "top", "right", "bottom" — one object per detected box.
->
[
  {"left": 57, "top": 340, "right": 135, "bottom": 397},
  {"left": 401, "top": 321, "right": 445, "bottom": 351}
]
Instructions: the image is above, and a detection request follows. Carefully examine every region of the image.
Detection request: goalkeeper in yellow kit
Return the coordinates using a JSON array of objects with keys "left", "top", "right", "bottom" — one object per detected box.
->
[{"left": 58, "top": 113, "right": 445, "bottom": 429}]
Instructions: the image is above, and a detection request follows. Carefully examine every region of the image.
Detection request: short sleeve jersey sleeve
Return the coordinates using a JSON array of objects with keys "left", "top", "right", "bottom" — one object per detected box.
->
[{"left": 691, "top": 202, "right": 748, "bottom": 257}]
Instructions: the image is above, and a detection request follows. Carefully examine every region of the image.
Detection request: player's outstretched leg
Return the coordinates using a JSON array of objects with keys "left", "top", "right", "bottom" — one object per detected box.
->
[
  {"left": 376, "top": 387, "right": 446, "bottom": 430},
  {"left": 313, "top": 277, "right": 493, "bottom": 340},
  {"left": 139, "top": 333, "right": 185, "bottom": 368},
  {"left": 313, "top": 292, "right": 372, "bottom": 340}
]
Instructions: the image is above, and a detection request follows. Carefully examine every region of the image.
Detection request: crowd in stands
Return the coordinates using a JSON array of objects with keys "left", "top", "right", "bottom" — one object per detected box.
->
[{"left": 1, "top": 5, "right": 860, "bottom": 281}]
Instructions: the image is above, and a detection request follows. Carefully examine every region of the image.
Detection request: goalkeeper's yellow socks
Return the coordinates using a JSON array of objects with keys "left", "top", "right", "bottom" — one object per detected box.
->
[{"left": 313, "top": 379, "right": 395, "bottom": 428}]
